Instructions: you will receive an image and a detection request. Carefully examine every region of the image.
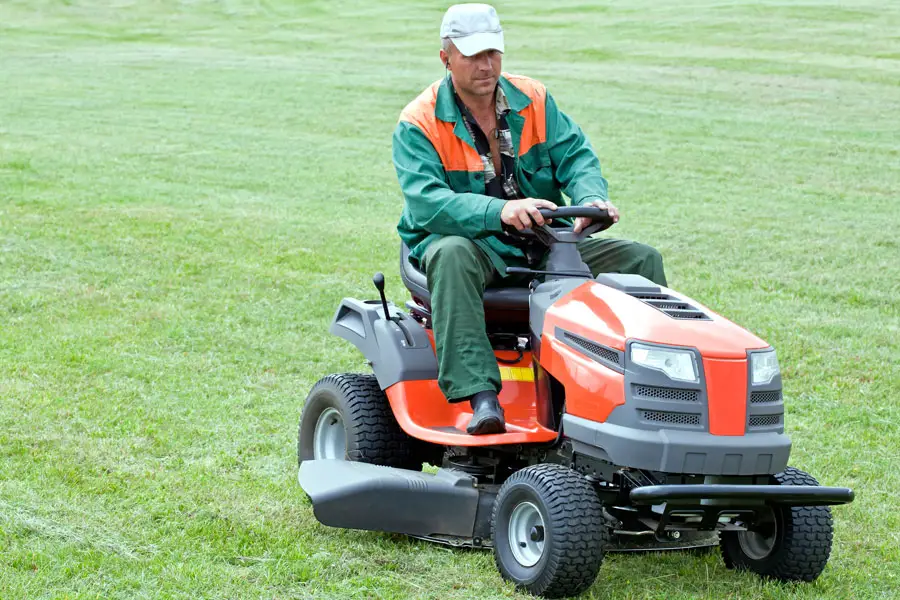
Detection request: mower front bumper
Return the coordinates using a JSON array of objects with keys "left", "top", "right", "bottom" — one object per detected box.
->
[
  {"left": 563, "top": 414, "right": 792, "bottom": 476},
  {"left": 630, "top": 484, "right": 854, "bottom": 507}
]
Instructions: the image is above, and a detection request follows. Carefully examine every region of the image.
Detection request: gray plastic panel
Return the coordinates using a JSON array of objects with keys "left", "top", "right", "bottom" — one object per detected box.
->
[
  {"left": 299, "top": 461, "right": 480, "bottom": 538},
  {"left": 746, "top": 348, "right": 785, "bottom": 433},
  {"left": 329, "top": 298, "right": 438, "bottom": 389},
  {"left": 563, "top": 414, "right": 792, "bottom": 476},
  {"left": 529, "top": 278, "right": 586, "bottom": 342},
  {"left": 594, "top": 273, "right": 661, "bottom": 294},
  {"left": 614, "top": 340, "right": 709, "bottom": 432}
]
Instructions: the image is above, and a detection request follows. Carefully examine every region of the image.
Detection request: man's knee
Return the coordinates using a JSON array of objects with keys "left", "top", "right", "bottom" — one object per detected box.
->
[
  {"left": 426, "top": 236, "right": 480, "bottom": 264},
  {"left": 423, "top": 236, "right": 490, "bottom": 290},
  {"left": 634, "top": 242, "right": 666, "bottom": 286}
]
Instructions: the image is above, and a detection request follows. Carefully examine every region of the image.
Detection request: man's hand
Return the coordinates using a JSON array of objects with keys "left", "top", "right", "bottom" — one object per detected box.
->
[
  {"left": 500, "top": 198, "right": 557, "bottom": 231},
  {"left": 573, "top": 200, "right": 619, "bottom": 233}
]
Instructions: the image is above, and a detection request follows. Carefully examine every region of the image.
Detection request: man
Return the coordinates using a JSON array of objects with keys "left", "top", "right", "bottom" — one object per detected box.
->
[{"left": 392, "top": 4, "right": 666, "bottom": 435}]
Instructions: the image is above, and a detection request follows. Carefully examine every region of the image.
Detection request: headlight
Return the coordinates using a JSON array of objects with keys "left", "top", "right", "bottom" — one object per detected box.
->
[
  {"left": 751, "top": 350, "right": 780, "bottom": 385},
  {"left": 630, "top": 343, "right": 698, "bottom": 383}
]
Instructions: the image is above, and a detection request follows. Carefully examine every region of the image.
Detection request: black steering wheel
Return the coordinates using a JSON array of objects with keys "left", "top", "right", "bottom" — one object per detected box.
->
[{"left": 508, "top": 205, "right": 614, "bottom": 246}]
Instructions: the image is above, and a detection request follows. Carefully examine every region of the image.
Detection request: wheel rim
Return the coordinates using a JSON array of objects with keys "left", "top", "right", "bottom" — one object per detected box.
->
[
  {"left": 738, "top": 508, "right": 778, "bottom": 560},
  {"left": 313, "top": 407, "right": 346, "bottom": 460},
  {"left": 508, "top": 501, "right": 546, "bottom": 567}
]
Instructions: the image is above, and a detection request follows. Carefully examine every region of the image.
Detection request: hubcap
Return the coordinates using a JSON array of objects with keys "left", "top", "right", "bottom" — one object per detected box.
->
[
  {"left": 313, "top": 407, "right": 346, "bottom": 460},
  {"left": 738, "top": 508, "right": 778, "bottom": 560},
  {"left": 508, "top": 501, "right": 546, "bottom": 567}
]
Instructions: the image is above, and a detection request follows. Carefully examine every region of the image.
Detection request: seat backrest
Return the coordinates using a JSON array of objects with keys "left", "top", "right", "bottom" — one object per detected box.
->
[{"left": 399, "top": 243, "right": 531, "bottom": 319}]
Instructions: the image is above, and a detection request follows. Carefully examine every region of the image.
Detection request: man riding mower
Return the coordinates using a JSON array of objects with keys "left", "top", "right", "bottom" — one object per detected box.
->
[{"left": 295, "top": 4, "right": 855, "bottom": 598}]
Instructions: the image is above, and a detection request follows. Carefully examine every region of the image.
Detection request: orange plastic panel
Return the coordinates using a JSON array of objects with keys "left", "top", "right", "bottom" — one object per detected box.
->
[
  {"left": 543, "top": 281, "right": 769, "bottom": 359},
  {"left": 703, "top": 358, "right": 748, "bottom": 436},
  {"left": 540, "top": 333, "right": 624, "bottom": 423},
  {"left": 383, "top": 351, "right": 557, "bottom": 446}
]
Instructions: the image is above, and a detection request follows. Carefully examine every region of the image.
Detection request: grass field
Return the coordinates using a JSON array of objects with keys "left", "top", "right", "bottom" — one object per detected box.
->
[{"left": 1, "top": 0, "right": 898, "bottom": 598}]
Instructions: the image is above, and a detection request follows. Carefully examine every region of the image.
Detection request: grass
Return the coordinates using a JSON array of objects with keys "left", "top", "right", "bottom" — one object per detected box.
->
[{"left": 1, "top": 0, "right": 898, "bottom": 598}]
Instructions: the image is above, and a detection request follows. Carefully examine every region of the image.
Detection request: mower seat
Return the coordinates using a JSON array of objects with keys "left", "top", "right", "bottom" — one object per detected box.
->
[{"left": 400, "top": 243, "right": 531, "bottom": 323}]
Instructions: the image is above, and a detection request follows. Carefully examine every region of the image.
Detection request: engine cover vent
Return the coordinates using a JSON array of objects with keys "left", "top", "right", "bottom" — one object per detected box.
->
[{"left": 630, "top": 293, "right": 710, "bottom": 320}]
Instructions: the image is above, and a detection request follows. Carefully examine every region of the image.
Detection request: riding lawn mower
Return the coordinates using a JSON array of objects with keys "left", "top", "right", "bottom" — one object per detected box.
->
[{"left": 297, "top": 206, "right": 854, "bottom": 598}]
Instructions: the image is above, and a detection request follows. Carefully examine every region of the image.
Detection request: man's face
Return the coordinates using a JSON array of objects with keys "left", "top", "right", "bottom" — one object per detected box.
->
[{"left": 442, "top": 44, "right": 502, "bottom": 98}]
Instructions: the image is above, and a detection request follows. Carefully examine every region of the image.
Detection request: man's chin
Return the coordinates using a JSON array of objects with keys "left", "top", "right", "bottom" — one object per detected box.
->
[{"left": 472, "top": 79, "right": 498, "bottom": 95}]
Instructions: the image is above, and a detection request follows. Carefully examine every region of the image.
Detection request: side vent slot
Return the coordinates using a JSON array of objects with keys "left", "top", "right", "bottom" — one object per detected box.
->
[{"left": 559, "top": 330, "right": 623, "bottom": 372}]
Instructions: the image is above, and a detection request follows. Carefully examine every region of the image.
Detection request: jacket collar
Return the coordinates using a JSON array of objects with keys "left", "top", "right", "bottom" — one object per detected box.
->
[{"left": 435, "top": 74, "right": 532, "bottom": 123}]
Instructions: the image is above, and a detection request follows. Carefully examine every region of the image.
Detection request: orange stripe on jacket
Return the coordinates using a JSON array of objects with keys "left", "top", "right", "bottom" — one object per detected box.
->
[
  {"left": 503, "top": 73, "right": 547, "bottom": 158},
  {"left": 399, "top": 74, "right": 549, "bottom": 171},
  {"left": 399, "top": 80, "right": 482, "bottom": 172}
]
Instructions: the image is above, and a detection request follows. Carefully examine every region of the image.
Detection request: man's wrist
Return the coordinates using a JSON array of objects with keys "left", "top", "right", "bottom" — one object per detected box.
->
[
  {"left": 576, "top": 195, "right": 607, "bottom": 206},
  {"left": 484, "top": 198, "right": 507, "bottom": 232}
]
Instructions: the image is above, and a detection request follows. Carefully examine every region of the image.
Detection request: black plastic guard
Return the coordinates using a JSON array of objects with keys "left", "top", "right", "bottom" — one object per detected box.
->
[
  {"left": 299, "top": 461, "right": 480, "bottom": 537},
  {"left": 630, "top": 484, "right": 854, "bottom": 507}
]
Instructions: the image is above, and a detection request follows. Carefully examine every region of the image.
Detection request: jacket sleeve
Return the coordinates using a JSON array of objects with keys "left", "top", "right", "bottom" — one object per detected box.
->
[
  {"left": 393, "top": 121, "right": 506, "bottom": 238},
  {"left": 544, "top": 92, "right": 609, "bottom": 205}
]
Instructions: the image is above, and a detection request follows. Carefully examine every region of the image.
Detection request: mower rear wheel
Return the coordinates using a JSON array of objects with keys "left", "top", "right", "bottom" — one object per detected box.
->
[
  {"left": 492, "top": 464, "right": 609, "bottom": 598},
  {"left": 298, "top": 373, "right": 420, "bottom": 469},
  {"left": 720, "top": 467, "right": 834, "bottom": 582}
]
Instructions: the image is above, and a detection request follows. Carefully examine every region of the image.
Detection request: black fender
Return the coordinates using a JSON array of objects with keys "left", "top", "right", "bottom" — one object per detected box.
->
[{"left": 329, "top": 298, "right": 438, "bottom": 390}]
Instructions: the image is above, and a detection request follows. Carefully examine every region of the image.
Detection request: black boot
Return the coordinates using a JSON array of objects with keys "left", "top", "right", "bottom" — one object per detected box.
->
[{"left": 466, "top": 391, "right": 506, "bottom": 435}]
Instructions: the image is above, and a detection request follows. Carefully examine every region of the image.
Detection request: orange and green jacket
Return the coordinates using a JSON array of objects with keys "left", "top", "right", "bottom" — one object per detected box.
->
[{"left": 393, "top": 73, "right": 609, "bottom": 275}]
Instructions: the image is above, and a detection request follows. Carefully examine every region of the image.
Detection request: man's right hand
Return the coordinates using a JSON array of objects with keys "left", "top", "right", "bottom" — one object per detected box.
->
[{"left": 500, "top": 198, "right": 557, "bottom": 231}]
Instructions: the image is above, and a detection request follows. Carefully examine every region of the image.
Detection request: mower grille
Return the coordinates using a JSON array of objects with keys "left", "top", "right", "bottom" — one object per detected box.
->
[
  {"left": 749, "top": 414, "right": 783, "bottom": 428},
  {"left": 640, "top": 410, "right": 701, "bottom": 427},
  {"left": 631, "top": 293, "right": 710, "bottom": 320},
  {"left": 633, "top": 384, "right": 699, "bottom": 402},
  {"left": 562, "top": 332, "right": 621, "bottom": 366},
  {"left": 750, "top": 390, "right": 782, "bottom": 404}
]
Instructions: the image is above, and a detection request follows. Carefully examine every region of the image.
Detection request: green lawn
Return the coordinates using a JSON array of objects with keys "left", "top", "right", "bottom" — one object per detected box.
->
[{"left": 1, "top": 0, "right": 898, "bottom": 598}]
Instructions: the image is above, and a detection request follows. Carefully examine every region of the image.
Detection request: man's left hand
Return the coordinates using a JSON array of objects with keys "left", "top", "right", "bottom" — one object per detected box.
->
[{"left": 573, "top": 200, "right": 619, "bottom": 233}]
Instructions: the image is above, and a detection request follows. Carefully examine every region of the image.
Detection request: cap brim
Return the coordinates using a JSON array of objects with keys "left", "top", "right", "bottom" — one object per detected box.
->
[{"left": 451, "top": 31, "right": 504, "bottom": 57}]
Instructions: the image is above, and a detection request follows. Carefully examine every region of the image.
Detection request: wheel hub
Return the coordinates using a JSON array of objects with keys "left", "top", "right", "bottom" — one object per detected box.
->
[
  {"left": 509, "top": 501, "right": 546, "bottom": 567},
  {"left": 738, "top": 508, "right": 778, "bottom": 560},
  {"left": 313, "top": 407, "right": 346, "bottom": 460}
]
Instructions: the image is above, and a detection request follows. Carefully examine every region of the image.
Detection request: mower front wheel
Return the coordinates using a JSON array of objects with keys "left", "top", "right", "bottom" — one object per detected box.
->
[
  {"left": 298, "top": 373, "right": 420, "bottom": 469},
  {"left": 720, "top": 466, "right": 834, "bottom": 582},
  {"left": 492, "top": 464, "right": 609, "bottom": 598}
]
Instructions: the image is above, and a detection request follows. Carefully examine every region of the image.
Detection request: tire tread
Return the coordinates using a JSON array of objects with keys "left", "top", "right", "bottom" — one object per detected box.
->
[
  {"left": 298, "top": 373, "right": 418, "bottom": 468},
  {"left": 720, "top": 466, "right": 834, "bottom": 582},
  {"left": 493, "top": 463, "right": 609, "bottom": 598}
]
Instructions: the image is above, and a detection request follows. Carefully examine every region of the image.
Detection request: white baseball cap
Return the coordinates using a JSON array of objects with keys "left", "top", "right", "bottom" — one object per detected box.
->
[{"left": 440, "top": 4, "right": 505, "bottom": 57}]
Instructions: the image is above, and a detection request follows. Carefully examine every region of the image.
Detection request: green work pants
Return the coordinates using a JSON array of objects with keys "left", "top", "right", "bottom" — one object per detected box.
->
[{"left": 421, "top": 236, "right": 667, "bottom": 402}]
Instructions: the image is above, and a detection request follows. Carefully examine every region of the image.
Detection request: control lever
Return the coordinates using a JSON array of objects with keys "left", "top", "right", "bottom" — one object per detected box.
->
[{"left": 373, "top": 272, "right": 392, "bottom": 320}]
